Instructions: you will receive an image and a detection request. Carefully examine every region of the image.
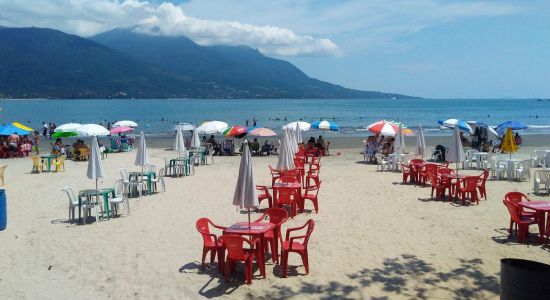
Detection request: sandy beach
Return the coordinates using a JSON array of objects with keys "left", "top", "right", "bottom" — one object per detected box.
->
[{"left": 1, "top": 143, "right": 550, "bottom": 299}]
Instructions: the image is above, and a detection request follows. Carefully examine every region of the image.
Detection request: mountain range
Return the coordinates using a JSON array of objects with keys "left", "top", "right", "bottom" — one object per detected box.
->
[{"left": 0, "top": 27, "right": 416, "bottom": 99}]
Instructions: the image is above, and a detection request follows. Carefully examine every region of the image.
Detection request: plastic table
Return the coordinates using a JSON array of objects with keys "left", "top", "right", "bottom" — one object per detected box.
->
[
  {"left": 40, "top": 154, "right": 57, "bottom": 172},
  {"left": 79, "top": 188, "right": 115, "bottom": 221},
  {"left": 518, "top": 200, "right": 550, "bottom": 243},
  {"left": 129, "top": 171, "right": 156, "bottom": 195}
]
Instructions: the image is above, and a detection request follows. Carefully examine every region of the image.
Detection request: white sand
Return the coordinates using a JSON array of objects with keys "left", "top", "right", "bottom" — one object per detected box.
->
[{"left": 1, "top": 146, "right": 549, "bottom": 299}]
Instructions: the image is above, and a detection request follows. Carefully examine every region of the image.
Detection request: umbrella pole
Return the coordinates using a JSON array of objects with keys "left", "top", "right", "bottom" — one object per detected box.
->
[
  {"left": 247, "top": 208, "right": 251, "bottom": 229},
  {"left": 96, "top": 178, "right": 100, "bottom": 223}
]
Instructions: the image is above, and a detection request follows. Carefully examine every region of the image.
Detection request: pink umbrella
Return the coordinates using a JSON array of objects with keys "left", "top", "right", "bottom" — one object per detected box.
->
[
  {"left": 248, "top": 127, "right": 277, "bottom": 137},
  {"left": 110, "top": 126, "right": 134, "bottom": 134}
]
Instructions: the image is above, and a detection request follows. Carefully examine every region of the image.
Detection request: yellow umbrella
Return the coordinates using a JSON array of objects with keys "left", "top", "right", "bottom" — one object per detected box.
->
[
  {"left": 501, "top": 127, "right": 518, "bottom": 158},
  {"left": 12, "top": 122, "right": 33, "bottom": 132}
]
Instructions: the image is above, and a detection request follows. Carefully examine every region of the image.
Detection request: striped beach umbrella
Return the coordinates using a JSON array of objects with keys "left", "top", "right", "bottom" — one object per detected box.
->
[
  {"left": 367, "top": 120, "right": 399, "bottom": 136},
  {"left": 438, "top": 119, "right": 472, "bottom": 134},
  {"left": 311, "top": 120, "right": 339, "bottom": 131}
]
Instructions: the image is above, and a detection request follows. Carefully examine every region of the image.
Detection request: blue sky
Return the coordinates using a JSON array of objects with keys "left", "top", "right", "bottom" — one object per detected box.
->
[{"left": 0, "top": 0, "right": 549, "bottom": 98}]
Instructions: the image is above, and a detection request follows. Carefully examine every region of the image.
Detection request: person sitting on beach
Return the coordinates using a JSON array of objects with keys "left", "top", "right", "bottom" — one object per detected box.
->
[
  {"left": 459, "top": 132, "right": 471, "bottom": 147},
  {"left": 207, "top": 135, "right": 221, "bottom": 155},
  {"left": 261, "top": 140, "right": 272, "bottom": 155},
  {"left": 481, "top": 140, "right": 491, "bottom": 153},
  {"left": 316, "top": 135, "right": 325, "bottom": 150},
  {"left": 366, "top": 136, "right": 378, "bottom": 162},
  {"left": 514, "top": 133, "right": 522, "bottom": 146},
  {"left": 382, "top": 138, "right": 395, "bottom": 156},
  {"left": 52, "top": 138, "right": 64, "bottom": 155},
  {"left": 307, "top": 137, "right": 316, "bottom": 150},
  {"left": 249, "top": 138, "right": 260, "bottom": 155}
]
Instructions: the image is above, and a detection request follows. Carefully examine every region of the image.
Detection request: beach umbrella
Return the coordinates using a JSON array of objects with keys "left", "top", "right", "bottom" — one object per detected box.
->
[
  {"left": 12, "top": 122, "right": 33, "bottom": 132},
  {"left": 295, "top": 122, "right": 303, "bottom": 144},
  {"left": 367, "top": 120, "right": 400, "bottom": 136},
  {"left": 76, "top": 124, "right": 109, "bottom": 137},
  {"left": 0, "top": 124, "right": 31, "bottom": 136},
  {"left": 466, "top": 121, "right": 500, "bottom": 140},
  {"left": 288, "top": 126, "right": 298, "bottom": 154},
  {"left": 190, "top": 125, "right": 201, "bottom": 148},
  {"left": 501, "top": 127, "right": 518, "bottom": 159},
  {"left": 135, "top": 131, "right": 149, "bottom": 179},
  {"left": 87, "top": 136, "right": 105, "bottom": 217},
  {"left": 447, "top": 126, "right": 465, "bottom": 172},
  {"left": 438, "top": 119, "right": 472, "bottom": 134},
  {"left": 55, "top": 123, "right": 82, "bottom": 132},
  {"left": 174, "top": 127, "right": 186, "bottom": 157},
  {"left": 394, "top": 124, "right": 405, "bottom": 154},
  {"left": 110, "top": 126, "right": 134, "bottom": 134},
  {"left": 232, "top": 140, "right": 258, "bottom": 228},
  {"left": 276, "top": 128, "right": 295, "bottom": 170},
  {"left": 197, "top": 121, "right": 228, "bottom": 134},
  {"left": 248, "top": 128, "right": 277, "bottom": 137},
  {"left": 496, "top": 121, "right": 528, "bottom": 136},
  {"left": 415, "top": 125, "right": 426, "bottom": 158},
  {"left": 112, "top": 120, "right": 138, "bottom": 128},
  {"left": 311, "top": 120, "right": 339, "bottom": 132},
  {"left": 52, "top": 131, "right": 77, "bottom": 138},
  {"left": 223, "top": 125, "right": 249, "bottom": 138},
  {"left": 283, "top": 121, "right": 310, "bottom": 131}
]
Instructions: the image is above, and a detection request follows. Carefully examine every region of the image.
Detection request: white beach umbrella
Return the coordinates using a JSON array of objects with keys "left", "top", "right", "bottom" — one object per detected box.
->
[
  {"left": 232, "top": 140, "right": 258, "bottom": 227},
  {"left": 87, "top": 136, "right": 105, "bottom": 216},
  {"left": 77, "top": 124, "right": 110, "bottom": 137},
  {"left": 113, "top": 120, "right": 138, "bottom": 128},
  {"left": 289, "top": 126, "right": 298, "bottom": 154},
  {"left": 416, "top": 125, "right": 426, "bottom": 158},
  {"left": 190, "top": 125, "right": 201, "bottom": 148},
  {"left": 295, "top": 122, "right": 303, "bottom": 144},
  {"left": 283, "top": 121, "right": 310, "bottom": 131},
  {"left": 276, "top": 128, "right": 295, "bottom": 171},
  {"left": 135, "top": 131, "right": 149, "bottom": 176},
  {"left": 55, "top": 123, "right": 82, "bottom": 132},
  {"left": 174, "top": 127, "right": 186, "bottom": 157},
  {"left": 448, "top": 126, "right": 465, "bottom": 172},
  {"left": 394, "top": 124, "right": 405, "bottom": 154},
  {"left": 197, "top": 121, "right": 228, "bottom": 134}
]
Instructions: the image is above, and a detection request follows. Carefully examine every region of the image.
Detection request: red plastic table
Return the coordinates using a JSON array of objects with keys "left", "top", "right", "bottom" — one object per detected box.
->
[
  {"left": 441, "top": 173, "right": 467, "bottom": 201},
  {"left": 518, "top": 200, "right": 550, "bottom": 243},
  {"left": 222, "top": 222, "right": 275, "bottom": 276},
  {"left": 273, "top": 182, "right": 303, "bottom": 212}
]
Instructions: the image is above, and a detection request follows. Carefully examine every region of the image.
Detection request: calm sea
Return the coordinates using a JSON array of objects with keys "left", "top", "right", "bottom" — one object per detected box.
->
[{"left": 1, "top": 98, "right": 548, "bottom": 136}]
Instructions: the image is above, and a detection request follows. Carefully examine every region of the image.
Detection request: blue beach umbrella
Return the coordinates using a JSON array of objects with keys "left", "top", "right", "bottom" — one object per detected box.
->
[
  {"left": 438, "top": 119, "right": 472, "bottom": 134},
  {"left": 495, "top": 121, "right": 528, "bottom": 136},
  {"left": 311, "top": 120, "right": 339, "bottom": 132},
  {"left": 0, "top": 124, "right": 31, "bottom": 136}
]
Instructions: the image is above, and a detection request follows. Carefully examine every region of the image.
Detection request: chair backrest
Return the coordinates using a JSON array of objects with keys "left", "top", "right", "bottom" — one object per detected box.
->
[
  {"left": 157, "top": 167, "right": 165, "bottom": 178},
  {"left": 120, "top": 169, "right": 129, "bottom": 181},
  {"left": 276, "top": 187, "right": 298, "bottom": 204},
  {"left": 114, "top": 179, "right": 125, "bottom": 198},
  {"left": 284, "top": 169, "right": 301, "bottom": 179},
  {"left": 146, "top": 164, "right": 156, "bottom": 173},
  {"left": 307, "top": 181, "right": 321, "bottom": 197},
  {"left": 479, "top": 170, "right": 489, "bottom": 185},
  {"left": 256, "top": 185, "right": 269, "bottom": 195},
  {"left": 0, "top": 165, "right": 6, "bottom": 177},
  {"left": 400, "top": 162, "right": 410, "bottom": 172},
  {"left": 302, "top": 219, "right": 315, "bottom": 247},
  {"left": 522, "top": 159, "right": 531, "bottom": 171},
  {"left": 535, "top": 170, "right": 550, "bottom": 183},
  {"left": 221, "top": 235, "right": 252, "bottom": 260},
  {"left": 424, "top": 164, "right": 439, "bottom": 174},
  {"left": 269, "top": 165, "right": 282, "bottom": 177},
  {"left": 437, "top": 168, "right": 454, "bottom": 176},
  {"left": 80, "top": 148, "right": 89, "bottom": 156},
  {"left": 63, "top": 186, "right": 79, "bottom": 206},
  {"left": 463, "top": 176, "right": 479, "bottom": 190},
  {"left": 196, "top": 218, "right": 217, "bottom": 245},
  {"left": 280, "top": 176, "right": 299, "bottom": 183},
  {"left": 375, "top": 153, "right": 385, "bottom": 162},
  {"left": 263, "top": 208, "right": 288, "bottom": 226},
  {"left": 504, "top": 192, "right": 528, "bottom": 203},
  {"left": 409, "top": 158, "right": 424, "bottom": 165},
  {"left": 31, "top": 156, "right": 41, "bottom": 165},
  {"left": 503, "top": 200, "right": 522, "bottom": 223}
]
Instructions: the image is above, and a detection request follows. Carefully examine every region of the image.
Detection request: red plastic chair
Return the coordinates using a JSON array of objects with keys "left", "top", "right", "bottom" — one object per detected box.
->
[
  {"left": 220, "top": 235, "right": 263, "bottom": 284},
  {"left": 195, "top": 218, "right": 226, "bottom": 270},
  {"left": 302, "top": 181, "right": 321, "bottom": 213},
  {"left": 428, "top": 173, "right": 447, "bottom": 200},
  {"left": 293, "top": 158, "right": 305, "bottom": 183},
  {"left": 502, "top": 200, "right": 539, "bottom": 243},
  {"left": 283, "top": 169, "right": 302, "bottom": 185},
  {"left": 279, "top": 176, "right": 299, "bottom": 184},
  {"left": 306, "top": 164, "right": 320, "bottom": 187},
  {"left": 457, "top": 176, "right": 480, "bottom": 205},
  {"left": 281, "top": 219, "right": 315, "bottom": 278},
  {"left": 254, "top": 208, "right": 288, "bottom": 263},
  {"left": 504, "top": 192, "right": 536, "bottom": 218},
  {"left": 400, "top": 162, "right": 411, "bottom": 183},
  {"left": 420, "top": 164, "right": 439, "bottom": 186},
  {"left": 269, "top": 165, "right": 283, "bottom": 186},
  {"left": 275, "top": 187, "right": 299, "bottom": 218},
  {"left": 256, "top": 185, "right": 272, "bottom": 209},
  {"left": 476, "top": 170, "right": 489, "bottom": 200}
]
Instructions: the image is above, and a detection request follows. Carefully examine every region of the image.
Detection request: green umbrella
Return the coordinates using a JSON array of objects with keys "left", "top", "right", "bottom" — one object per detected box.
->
[{"left": 52, "top": 131, "right": 77, "bottom": 138}]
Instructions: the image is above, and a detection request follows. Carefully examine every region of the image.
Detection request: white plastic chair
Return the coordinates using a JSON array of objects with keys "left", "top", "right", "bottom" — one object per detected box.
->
[
  {"left": 151, "top": 167, "right": 166, "bottom": 193},
  {"left": 63, "top": 186, "right": 100, "bottom": 224},
  {"left": 375, "top": 153, "right": 390, "bottom": 171},
  {"left": 514, "top": 159, "right": 531, "bottom": 181},
  {"left": 120, "top": 168, "right": 143, "bottom": 197},
  {"left": 163, "top": 157, "right": 173, "bottom": 176},
  {"left": 534, "top": 170, "right": 550, "bottom": 194},
  {"left": 489, "top": 158, "right": 506, "bottom": 180},
  {"left": 109, "top": 180, "right": 130, "bottom": 216}
]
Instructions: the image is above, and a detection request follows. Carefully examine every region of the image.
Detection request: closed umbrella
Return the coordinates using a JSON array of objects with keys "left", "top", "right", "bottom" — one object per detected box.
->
[
  {"left": 135, "top": 131, "right": 149, "bottom": 181},
  {"left": 447, "top": 126, "right": 465, "bottom": 172},
  {"left": 55, "top": 123, "right": 82, "bottom": 132},
  {"left": 174, "top": 127, "right": 186, "bottom": 157},
  {"left": 191, "top": 125, "right": 201, "bottom": 148},
  {"left": 113, "top": 120, "right": 138, "bottom": 128},
  {"left": 276, "top": 128, "right": 295, "bottom": 171},
  {"left": 283, "top": 121, "right": 310, "bottom": 131},
  {"left": 288, "top": 126, "right": 298, "bottom": 154},
  {"left": 87, "top": 136, "right": 105, "bottom": 217},
  {"left": 232, "top": 140, "right": 258, "bottom": 228},
  {"left": 197, "top": 121, "right": 228, "bottom": 134},
  {"left": 501, "top": 127, "right": 518, "bottom": 159},
  {"left": 415, "top": 125, "right": 426, "bottom": 158},
  {"left": 394, "top": 124, "right": 405, "bottom": 154},
  {"left": 295, "top": 122, "right": 303, "bottom": 144},
  {"left": 77, "top": 124, "right": 109, "bottom": 137}
]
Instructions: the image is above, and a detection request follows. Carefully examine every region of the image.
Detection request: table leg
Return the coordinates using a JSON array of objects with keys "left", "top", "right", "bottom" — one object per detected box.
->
[
  {"left": 298, "top": 187, "right": 304, "bottom": 213},
  {"left": 273, "top": 227, "right": 279, "bottom": 263},
  {"left": 258, "top": 234, "right": 266, "bottom": 278},
  {"left": 78, "top": 195, "right": 82, "bottom": 223},
  {"left": 147, "top": 175, "right": 152, "bottom": 195},
  {"left": 537, "top": 211, "right": 546, "bottom": 243},
  {"left": 103, "top": 193, "right": 110, "bottom": 220},
  {"left": 507, "top": 161, "right": 513, "bottom": 181}
]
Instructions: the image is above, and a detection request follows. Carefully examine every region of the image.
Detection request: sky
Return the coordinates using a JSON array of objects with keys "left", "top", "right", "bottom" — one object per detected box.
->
[{"left": 0, "top": 0, "right": 549, "bottom": 98}]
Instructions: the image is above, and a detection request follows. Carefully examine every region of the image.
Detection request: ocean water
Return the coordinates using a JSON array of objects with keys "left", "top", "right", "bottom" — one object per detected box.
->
[{"left": 0, "top": 98, "right": 549, "bottom": 136}]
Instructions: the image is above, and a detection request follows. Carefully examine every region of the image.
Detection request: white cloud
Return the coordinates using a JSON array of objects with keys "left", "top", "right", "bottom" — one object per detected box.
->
[{"left": 0, "top": 0, "right": 339, "bottom": 56}]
